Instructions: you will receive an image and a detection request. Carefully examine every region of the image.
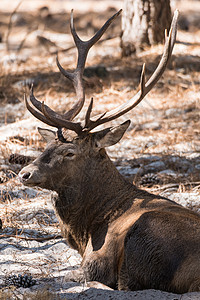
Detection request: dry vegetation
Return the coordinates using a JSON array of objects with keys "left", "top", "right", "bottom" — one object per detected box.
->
[{"left": 0, "top": 0, "right": 200, "bottom": 298}]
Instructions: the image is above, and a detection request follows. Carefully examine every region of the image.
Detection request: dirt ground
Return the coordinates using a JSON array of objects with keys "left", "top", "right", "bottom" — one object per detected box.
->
[{"left": 0, "top": 0, "right": 200, "bottom": 299}]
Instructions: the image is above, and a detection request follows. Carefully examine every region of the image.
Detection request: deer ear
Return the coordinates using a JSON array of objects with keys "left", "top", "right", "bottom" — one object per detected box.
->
[
  {"left": 94, "top": 120, "right": 130, "bottom": 148},
  {"left": 38, "top": 127, "right": 56, "bottom": 142}
]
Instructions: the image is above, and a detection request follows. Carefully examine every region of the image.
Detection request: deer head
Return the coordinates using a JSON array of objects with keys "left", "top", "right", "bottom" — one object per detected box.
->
[{"left": 19, "top": 9, "right": 178, "bottom": 191}]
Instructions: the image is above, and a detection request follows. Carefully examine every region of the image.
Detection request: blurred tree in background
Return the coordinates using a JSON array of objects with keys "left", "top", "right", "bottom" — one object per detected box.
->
[{"left": 121, "top": 0, "right": 171, "bottom": 56}]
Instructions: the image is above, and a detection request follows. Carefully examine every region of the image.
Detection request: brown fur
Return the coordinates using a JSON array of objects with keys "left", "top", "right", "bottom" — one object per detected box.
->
[{"left": 19, "top": 130, "right": 200, "bottom": 293}]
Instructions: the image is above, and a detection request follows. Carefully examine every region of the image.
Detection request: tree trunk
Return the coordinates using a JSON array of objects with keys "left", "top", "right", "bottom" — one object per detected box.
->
[{"left": 121, "top": 0, "right": 171, "bottom": 56}]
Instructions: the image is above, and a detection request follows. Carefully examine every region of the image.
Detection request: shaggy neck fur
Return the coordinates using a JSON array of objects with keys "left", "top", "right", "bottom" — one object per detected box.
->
[{"left": 53, "top": 150, "right": 137, "bottom": 254}]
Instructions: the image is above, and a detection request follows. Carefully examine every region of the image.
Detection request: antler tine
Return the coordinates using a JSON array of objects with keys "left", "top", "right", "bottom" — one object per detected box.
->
[
  {"left": 29, "top": 85, "right": 69, "bottom": 120},
  {"left": 25, "top": 91, "right": 83, "bottom": 134},
  {"left": 41, "top": 101, "right": 82, "bottom": 134},
  {"left": 143, "top": 10, "right": 178, "bottom": 94},
  {"left": 24, "top": 93, "right": 56, "bottom": 127},
  {"left": 84, "top": 10, "right": 178, "bottom": 132},
  {"left": 56, "top": 9, "right": 122, "bottom": 121},
  {"left": 71, "top": 9, "right": 122, "bottom": 72},
  {"left": 85, "top": 97, "right": 94, "bottom": 128}
]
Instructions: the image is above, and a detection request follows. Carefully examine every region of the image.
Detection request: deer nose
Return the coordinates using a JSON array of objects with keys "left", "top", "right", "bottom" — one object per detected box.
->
[
  {"left": 19, "top": 171, "right": 32, "bottom": 183},
  {"left": 21, "top": 172, "right": 31, "bottom": 181},
  {"left": 19, "top": 164, "right": 42, "bottom": 186}
]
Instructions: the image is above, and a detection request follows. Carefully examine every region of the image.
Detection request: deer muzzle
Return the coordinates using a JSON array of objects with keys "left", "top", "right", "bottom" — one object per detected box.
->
[{"left": 18, "top": 164, "right": 42, "bottom": 186}]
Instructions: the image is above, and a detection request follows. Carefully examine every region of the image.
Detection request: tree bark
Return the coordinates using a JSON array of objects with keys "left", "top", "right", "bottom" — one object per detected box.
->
[{"left": 121, "top": 0, "right": 171, "bottom": 56}]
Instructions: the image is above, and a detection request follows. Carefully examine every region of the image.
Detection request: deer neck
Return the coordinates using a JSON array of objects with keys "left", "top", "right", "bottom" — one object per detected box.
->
[{"left": 54, "top": 151, "right": 135, "bottom": 253}]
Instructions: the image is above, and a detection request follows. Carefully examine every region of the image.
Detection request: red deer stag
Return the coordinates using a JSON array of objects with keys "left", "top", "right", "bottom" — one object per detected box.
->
[{"left": 19, "top": 10, "right": 200, "bottom": 293}]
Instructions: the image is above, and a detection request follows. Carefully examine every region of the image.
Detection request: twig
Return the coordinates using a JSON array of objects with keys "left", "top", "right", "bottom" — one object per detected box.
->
[
  {"left": 37, "top": 35, "right": 62, "bottom": 54},
  {"left": 6, "top": 0, "right": 23, "bottom": 52},
  {"left": 0, "top": 234, "right": 62, "bottom": 242},
  {"left": 150, "top": 182, "right": 200, "bottom": 193},
  {"left": 16, "top": 28, "right": 34, "bottom": 53}
]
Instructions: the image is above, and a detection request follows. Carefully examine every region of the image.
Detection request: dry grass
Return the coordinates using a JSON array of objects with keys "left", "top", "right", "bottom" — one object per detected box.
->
[{"left": 0, "top": 287, "right": 59, "bottom": 300}]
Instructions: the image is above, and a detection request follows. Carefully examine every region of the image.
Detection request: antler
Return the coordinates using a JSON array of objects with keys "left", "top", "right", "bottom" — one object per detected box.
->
[
  {"left": 84, "top": 10, "right": 179, "bottom": 132},
  {"left": 25, "top": 9, "right": 122, "bottom": 134},
  {"left": 56, "top": 9, "right": 122, "bottom": 121},
  {"left": 25, "top": 9, "right": 178, "bottom": 136}
]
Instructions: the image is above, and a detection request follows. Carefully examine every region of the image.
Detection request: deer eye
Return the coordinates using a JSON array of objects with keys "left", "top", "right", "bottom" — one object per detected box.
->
[{"left": 64, "top": 152, "right": 75, "bottom": 159}]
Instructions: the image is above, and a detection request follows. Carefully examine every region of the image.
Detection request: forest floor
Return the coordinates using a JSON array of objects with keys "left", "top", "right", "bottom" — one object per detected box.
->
[{"left": 0, "top": 0, "right": 200, "bottom": 299}]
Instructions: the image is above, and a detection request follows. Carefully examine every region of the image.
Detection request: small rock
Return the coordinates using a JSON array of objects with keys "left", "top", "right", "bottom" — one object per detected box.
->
[
  {"left": 117, "top": 166, "right": 140, "bottom": 176},
  {"left": 145, "top": 161, "right": 165, "bottom": 172},
  {"left": 159, "top": 170, "right": 178, "bottom": 177},
  {"left": 165, "top": 108, "right": 182, "bottom": 118},
  {"left": 141, "top": 122, "right": 161, "bottom": 130}
]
